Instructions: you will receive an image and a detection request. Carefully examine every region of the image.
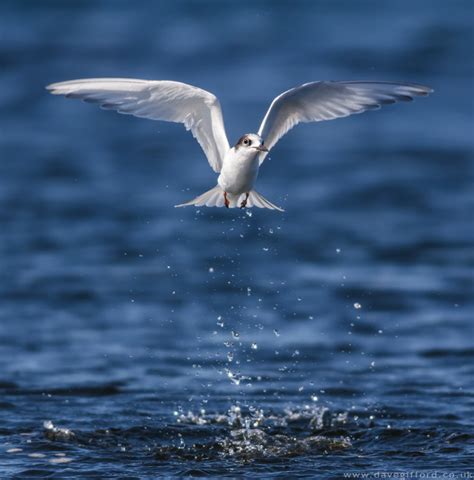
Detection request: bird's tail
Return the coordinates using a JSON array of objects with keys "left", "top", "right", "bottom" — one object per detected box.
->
[
  {"left": 175, "top": 185, "right": 284, "bottom": 211},
  {"left": 175, "top": 185, "right": 226, "bottom": 208},
  {"left": 247, "top": 190, "right": 284, "bottom": 211}
]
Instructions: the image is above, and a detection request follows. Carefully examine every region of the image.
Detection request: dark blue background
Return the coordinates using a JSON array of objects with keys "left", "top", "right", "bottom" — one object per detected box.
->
[{"left": 0, "top": 0, "right": 473, "bottom": 477}]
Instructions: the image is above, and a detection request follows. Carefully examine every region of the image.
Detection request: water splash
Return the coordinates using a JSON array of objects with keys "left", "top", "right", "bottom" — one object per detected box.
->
[
  {"left": 169, "top": 404, "right": 352, "bottom": 461},
  {"left": 43, "top": 420, "right": 75, "bottom": 441}
]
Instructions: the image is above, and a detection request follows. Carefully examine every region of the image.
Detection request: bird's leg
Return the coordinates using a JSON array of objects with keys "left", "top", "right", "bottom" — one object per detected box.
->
[
  {"left": 240, "top": 192, "right": 249, "bottom": 209},
  {"left": 224, "top": 192, "right": 230, "bottom": 208}
]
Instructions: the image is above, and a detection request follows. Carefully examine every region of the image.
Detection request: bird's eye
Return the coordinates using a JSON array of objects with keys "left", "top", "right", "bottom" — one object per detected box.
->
[{"left": 243, "top": 138, "right": 251, "bottom": 146}]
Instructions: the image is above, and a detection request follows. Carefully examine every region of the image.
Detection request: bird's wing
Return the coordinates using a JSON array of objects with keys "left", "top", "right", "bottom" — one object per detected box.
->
[
  {"left": 47, "top": 78, "right": 230, "bottom": 173},
  {"left": 257, "top": 81, "right": 432, "bottom": 164}
]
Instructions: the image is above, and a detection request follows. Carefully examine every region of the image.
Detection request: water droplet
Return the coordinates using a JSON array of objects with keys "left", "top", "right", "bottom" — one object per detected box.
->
[
  {"left": 353, "top": 302, "right": 362, "bottom": 309},
  {"left": 227, "top": 370, "right": 240, "bottom": 385},
  {"left": 311, "top": 395, "right": 319, "bottom": 402},
  {"left": 378, "top": 329, "right": 383, "bottom": 334},
  {"left": 370, "top": 361, "right": 375, "bottom": 367},
  {"left": 216, "top": 316, "right": 224, "bottom": 328},
  {"left": 251, "top": 342, "right": 258, "bottom": 350},
  {"left": 208, "top": 267, "right": 214, "bottom": 273},
  {"left": 273, "top": 329, "right": 280, "bottom": 337},
  {"left": 336, "top": 248, "right": 341, "bottom": 253},
  {"left": 231, "top": 331, "right": 240, "bottom": 339},
  {"left": 245, "top": 210, "right": 252, "bottom": 217},
  {"left": 262, "top": 247, "right": 269, "bottom": 252},
  {"left": 227, "top": 352, "right": 234, "bottom": 362}
]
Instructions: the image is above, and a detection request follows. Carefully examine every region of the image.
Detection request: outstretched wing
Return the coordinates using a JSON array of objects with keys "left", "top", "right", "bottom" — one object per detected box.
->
[
  {"left": 47, "top": 78, "right": 230, "bottom": 173},
  {"left": 257, "top": 81, "right": 432, "bottom": 164}
]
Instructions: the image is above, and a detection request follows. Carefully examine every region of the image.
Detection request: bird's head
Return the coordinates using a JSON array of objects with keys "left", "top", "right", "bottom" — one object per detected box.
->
[{"left": 235, "top": 133, "right": 268, "bottom": 152}]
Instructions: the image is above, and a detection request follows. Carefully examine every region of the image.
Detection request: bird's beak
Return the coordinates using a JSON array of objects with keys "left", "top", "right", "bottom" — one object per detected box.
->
[{"left": 255, "top": 145, "right": 268, "bottom": 152}]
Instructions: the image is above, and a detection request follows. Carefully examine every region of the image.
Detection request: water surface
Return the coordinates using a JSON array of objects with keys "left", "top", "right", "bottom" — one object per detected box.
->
[{"left": 0, "top": 0, "right": 473, "bottom": 477}]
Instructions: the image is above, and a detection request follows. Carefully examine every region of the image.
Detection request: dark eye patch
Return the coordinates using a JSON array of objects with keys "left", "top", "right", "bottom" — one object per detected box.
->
[{"left": 236, "top": 135, "right": 252, "bottom": 148}]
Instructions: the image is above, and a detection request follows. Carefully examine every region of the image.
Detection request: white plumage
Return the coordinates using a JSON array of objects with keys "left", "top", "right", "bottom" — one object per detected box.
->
[
  {"left": 47, "top": 78, "right": 229, "bottom": 173},
  {"left": 47, "top": 78, "right": 432, "bottom": 211}
]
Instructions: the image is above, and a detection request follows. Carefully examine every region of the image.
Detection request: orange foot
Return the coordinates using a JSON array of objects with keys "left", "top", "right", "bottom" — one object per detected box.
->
[{"left": 240, "top": 193, "right": 249, "bottom": 209}]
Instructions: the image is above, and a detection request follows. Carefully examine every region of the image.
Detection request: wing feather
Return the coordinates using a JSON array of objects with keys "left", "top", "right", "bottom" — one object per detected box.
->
[
  {"left": 47, "top": 78, "right": 229, "bottom": 173},
  {"left": 257, "top": 81, "right": 432, "bottom": 164}
]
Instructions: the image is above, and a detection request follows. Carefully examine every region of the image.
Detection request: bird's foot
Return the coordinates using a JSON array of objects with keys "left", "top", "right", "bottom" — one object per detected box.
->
[
  {"left": 224, "top": 192, "right": 230, "bottom": 208},
  {"left": 240, "top": 193, "right": 249, "bottom": 209}
]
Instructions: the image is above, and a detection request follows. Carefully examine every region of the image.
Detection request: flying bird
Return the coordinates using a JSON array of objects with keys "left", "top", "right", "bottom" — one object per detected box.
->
[{"left": 47, "top": 79, "right": 432, "bottom": 211}]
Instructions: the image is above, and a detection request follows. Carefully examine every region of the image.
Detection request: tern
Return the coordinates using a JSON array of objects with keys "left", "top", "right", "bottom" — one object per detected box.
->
[{"left": 47, "top": 78, "right": 432, "bottom": 211}]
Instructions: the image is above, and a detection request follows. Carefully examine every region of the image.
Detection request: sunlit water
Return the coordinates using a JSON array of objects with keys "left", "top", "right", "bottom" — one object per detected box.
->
[{"left": 1, "top": 0, "right": 473, "bottom": 477}]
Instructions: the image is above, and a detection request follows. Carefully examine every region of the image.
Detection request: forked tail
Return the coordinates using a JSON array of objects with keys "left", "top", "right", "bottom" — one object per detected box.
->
[{"left": 175, "top": 185, "right": 284, "bottom": 211}]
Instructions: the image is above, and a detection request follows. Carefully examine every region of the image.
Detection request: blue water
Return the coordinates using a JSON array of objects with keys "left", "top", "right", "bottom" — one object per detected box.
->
[{"left": 1, "top": 0, "right": 473, "bottom": 477}]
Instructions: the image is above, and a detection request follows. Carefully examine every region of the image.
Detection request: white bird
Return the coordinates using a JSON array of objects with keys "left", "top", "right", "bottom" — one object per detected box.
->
[{"left": 47, "top": 78, "right": 432, "bottom": 212}]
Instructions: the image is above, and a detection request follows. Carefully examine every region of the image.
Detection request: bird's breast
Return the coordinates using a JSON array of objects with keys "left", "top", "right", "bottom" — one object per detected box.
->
[{"left": 218, "top": 151, "right": 259, "bottom": 194}]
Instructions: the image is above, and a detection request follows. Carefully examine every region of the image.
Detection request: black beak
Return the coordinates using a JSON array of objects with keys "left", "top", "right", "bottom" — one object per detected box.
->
[{"left": 255, "top": 145, "right": 268, "bottom": 152}]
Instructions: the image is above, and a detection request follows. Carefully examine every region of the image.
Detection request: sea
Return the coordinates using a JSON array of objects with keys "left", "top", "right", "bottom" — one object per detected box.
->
[{"left": 0, "top": 0, "right": 473, "bottom": 477}]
